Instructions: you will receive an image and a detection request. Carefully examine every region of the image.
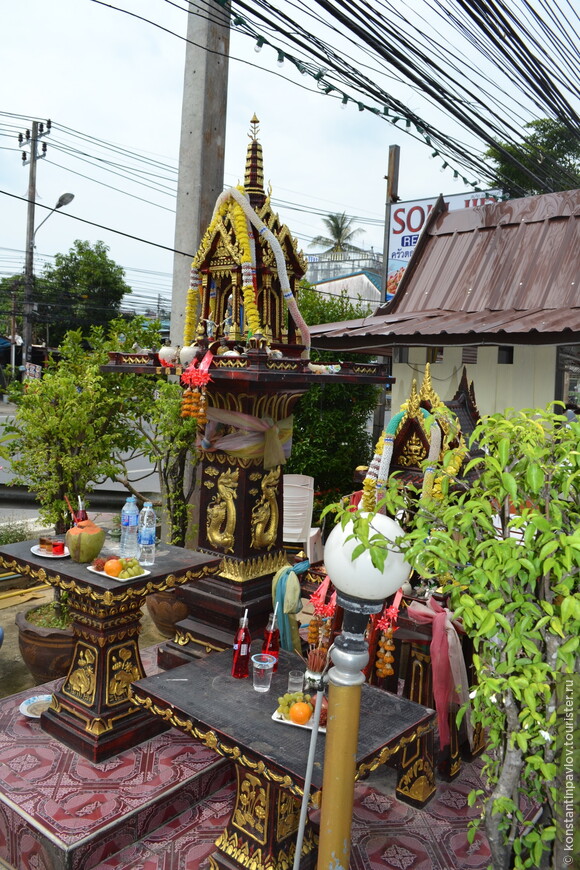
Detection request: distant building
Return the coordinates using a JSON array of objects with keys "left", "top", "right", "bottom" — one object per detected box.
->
[
  {"left": 304, "top": 251, "right": 382, "bottom": 285},
  {"left": 310, "top": 270, "right": 384, "bottom": 311}
]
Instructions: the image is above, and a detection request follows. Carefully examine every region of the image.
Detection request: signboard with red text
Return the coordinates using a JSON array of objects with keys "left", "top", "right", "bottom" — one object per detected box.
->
[{"left": 387, "top": 191, "right": 501, "bottom": 296}]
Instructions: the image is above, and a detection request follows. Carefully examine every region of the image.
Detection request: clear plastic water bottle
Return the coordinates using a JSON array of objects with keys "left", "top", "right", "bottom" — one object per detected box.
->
[
  {"left": 138, "top": 501, "right": 157, "bottom": 566},
  {"left": 120, "top": 495, "right": 139, "bottom": 558}
]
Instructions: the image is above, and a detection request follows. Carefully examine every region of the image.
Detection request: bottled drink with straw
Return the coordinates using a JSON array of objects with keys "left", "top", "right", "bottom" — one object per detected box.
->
[
  {"left": 76, "top": 496, "right": 88, "bottom": 524},
  {"left": 232, "top": 609, "right": 251, "bottom": 678},
  {"left": 261, "top": 603, "right": 280, "bottom": 672}
]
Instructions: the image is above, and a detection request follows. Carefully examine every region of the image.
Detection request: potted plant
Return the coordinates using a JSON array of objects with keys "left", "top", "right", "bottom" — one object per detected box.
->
[
  {"left": 16, "top": 593, "right": 74, "bottom": 684},
  {"left": 337, "top": 404, "right": 580, "bottom": 870}
]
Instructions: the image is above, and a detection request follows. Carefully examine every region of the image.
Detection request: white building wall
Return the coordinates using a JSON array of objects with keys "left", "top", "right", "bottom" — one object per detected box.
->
[{"left": 391, "top": 345, "right": 557, "bottom": 417}]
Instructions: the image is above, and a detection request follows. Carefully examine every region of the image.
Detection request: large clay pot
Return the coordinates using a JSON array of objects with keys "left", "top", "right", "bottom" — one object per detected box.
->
[
  {"left": 16, "top": 610, "right": 74, "bottom": 684},
  {"left": 145, "top": 590, "right": 189, "bottom": 638}
]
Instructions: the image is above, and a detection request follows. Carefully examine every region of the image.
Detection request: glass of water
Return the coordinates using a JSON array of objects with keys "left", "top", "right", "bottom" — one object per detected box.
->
[{"left": 251, "top": 654, "right": 276, "bottom": 693}]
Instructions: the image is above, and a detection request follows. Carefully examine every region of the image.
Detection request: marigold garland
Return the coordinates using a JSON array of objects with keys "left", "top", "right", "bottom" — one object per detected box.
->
[{"left": 362, "top": 432, "right": 385, "bottom": 511}]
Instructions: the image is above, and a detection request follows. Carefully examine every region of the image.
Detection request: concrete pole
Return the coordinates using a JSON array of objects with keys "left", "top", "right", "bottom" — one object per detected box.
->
[
  {"left": 170, "top": 2, "right": 231, "bottom": 348},
  {"left": 380, "top": 144, "right": 400, "bottom": 300},
  {"left": 23, "top": 121, "right": 39, "bottom": 367}
]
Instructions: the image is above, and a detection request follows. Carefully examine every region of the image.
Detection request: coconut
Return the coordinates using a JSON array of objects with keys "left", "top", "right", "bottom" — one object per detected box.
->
[{"left": 65, "top": 520, "right": 106, "bottom": 563}]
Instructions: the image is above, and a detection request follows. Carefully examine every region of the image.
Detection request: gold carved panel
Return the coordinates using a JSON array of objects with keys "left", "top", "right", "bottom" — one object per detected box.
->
[
  {"left": 63, "top": 643, "right": 97, "bottom": 706},
  {"left": 232, "top": 769, "right": 269, "bottom": 844}
]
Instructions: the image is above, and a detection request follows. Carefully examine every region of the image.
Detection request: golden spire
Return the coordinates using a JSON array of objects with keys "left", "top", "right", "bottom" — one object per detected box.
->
[
  {"left": 249, "top": 113, "right": 260, "bottom": 140},
  {"left": 244, "top": 114, "right": 265, "bottom": 208},
  {"left": 406, "top": 379, "right": 421, "bottom": 419},
  {"left": 419, "top": 363, "right": 442, "bottom": 408}
]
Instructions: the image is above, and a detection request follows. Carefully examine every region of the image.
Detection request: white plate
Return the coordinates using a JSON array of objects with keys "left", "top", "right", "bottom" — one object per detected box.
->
[
  {"left": 19, "top": 695, "right": 53, "bottom": 718},
  {"left": 30, "top": 545, "right": 70, "bottom": 558},
  {"left": 86, "top": 564, "right": 150, "bottom": 581},
  {"left": 271, "top": 711, "right": 326, "bottom": 733}
]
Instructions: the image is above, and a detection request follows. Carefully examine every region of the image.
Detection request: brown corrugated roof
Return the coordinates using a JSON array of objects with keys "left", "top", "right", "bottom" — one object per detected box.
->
[{"left": 310, "top": 189, "right": 580, "bottom": 352}]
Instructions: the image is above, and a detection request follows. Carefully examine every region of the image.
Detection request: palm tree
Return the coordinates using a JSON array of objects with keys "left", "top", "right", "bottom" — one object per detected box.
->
[{"left": 309, "top": 212, "right": 365, "bottom": 254}]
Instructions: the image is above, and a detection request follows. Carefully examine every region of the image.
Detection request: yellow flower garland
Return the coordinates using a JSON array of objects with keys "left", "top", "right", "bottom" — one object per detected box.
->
[
  {"left": 362, "top": 432, "right": 385, "bottom": 511},
  {"left": 183, "top": 188, "right": 262, "bottom": 344}
]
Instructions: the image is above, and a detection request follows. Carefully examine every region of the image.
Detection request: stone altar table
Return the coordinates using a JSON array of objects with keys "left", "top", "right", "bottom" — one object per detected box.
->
[
  {"left": 131, "top": 644, "right": 436, "bottom": 870},
  {"left": 0, "top": 540, "right": 219, "bottom": 762}
]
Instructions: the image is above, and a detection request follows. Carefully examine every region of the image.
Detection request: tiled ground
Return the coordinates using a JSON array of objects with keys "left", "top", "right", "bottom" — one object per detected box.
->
[{"left": 0, "top": 644, "right": 537, "bottom": 870}]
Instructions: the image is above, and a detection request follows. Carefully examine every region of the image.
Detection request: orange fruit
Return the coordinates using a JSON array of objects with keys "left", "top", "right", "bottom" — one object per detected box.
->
[
  {"left": 289, "top": 701, "right": 313, "bottom": 725},
  {"left": 103, "top": 558, "right": 122, "bottom": 577}
]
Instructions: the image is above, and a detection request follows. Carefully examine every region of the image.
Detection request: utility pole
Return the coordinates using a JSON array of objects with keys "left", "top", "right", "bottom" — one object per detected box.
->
[
  {"left": 19, "top": 119, "right": 50, "bottom": 367},
  {"left": 170, "top": 1, "right": 230, "bottom": 347},
  {"left": 10, "top": 291, "right": 17, "bottom": 375},
  {"left": 380, "top": 144, "right": 401, "bottom": 301}
]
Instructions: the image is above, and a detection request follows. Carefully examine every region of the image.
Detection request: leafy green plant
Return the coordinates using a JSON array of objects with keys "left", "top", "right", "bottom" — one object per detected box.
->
[
  {"left": 26, "top": 592, "right": 71, "bottom": 629},
  {"left": 328, "top": 405, "right": 580, "bottom": 870},
  {"left": 0, "top": 521, "right": 34, "bottom": 546}
]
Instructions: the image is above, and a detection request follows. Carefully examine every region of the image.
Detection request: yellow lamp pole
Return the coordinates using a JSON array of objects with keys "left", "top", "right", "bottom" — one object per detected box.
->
[
  {"left": 317, "top": 638, "right": 368, "bottom": 869},
  {"left": 318, "top": 511, "right": 410, "bottom": 869}
]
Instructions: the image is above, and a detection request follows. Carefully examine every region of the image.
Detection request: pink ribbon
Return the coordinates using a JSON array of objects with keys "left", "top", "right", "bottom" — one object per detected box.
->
[
  {"left": 406, "top": 596, "right": 472, "bottom": 750},
  {"left": 198, "top": 407, "right": 293, "bottom": 469}
]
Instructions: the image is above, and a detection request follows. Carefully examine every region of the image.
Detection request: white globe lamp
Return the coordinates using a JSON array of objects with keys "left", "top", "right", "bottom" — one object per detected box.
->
[{"left": 324, "top": 512, "right": 410, "bottom": 624}]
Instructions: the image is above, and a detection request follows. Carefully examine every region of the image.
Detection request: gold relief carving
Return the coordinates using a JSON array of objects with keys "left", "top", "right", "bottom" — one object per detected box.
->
[
  {"left": 396, "top": 757, "right": 436, "bottom": 803},
  {"left": 63, "top": 644, "right": 97, "bottom": 706},
  {"left": 249, "top": 472, "right": 262, "bottom": 481},
  {"left": 0, "top": 557, "right": 215, "bottom": 601},
  {"left": 120, "top": 354, "right": 150, "bottom": 365},
  {"left": 206, "top": 466, "right": 220, "bottom": 476},
  {"left": 204, "top": 481, "right": 215, "bottom": 489},
  {"left": 398, "top": 432, "right": 427, "bottom": 467},
  {"left": 409, "top": 646, "right": 429, "bottom": 702},
  {"left": 276, "top": 790, "right": 300, "bottom": 841},
  {"left": 130, "top": 693, "right": 306, "bottom": 798},
  {"left": 205, "top": 452, "right": 260, "bottom": 469},
  {"left": 213, "top": 358, "right": 248, "bottom": 369},
  {"left": 354, "top": 723, "right": 434, "bottom": 781},
  {"left": 215, "top": 828, "right": 317, "bottom": 870},
  {"left": 266, "top": 360, "right": 300, "bottom": 372},
  {"left": 233, "top": 770, "right": 269, "bottom": 844},
  {"left": 107, "top": 645, "right": 142, "bottom": 705},
  {"left": 250, "top": 467, "right": 280, "bottom": 551},
  {"left": 206, "top": 468, "right": 239, "bottom": 552},
  {"left": 249, "top": 488, "right": 259, "bottom": 496},
  {"left": 219, "top": 551, "right": 288, "bottom": 583},
  {"left": 174, "top": 630, "right": 226, "bottom": 653}
]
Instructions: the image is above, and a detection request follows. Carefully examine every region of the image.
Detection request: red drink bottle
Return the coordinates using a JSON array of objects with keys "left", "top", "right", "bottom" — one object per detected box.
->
[
  {"left": 262, "top": 612, "right": 280, "bottom": 672},
  {"left": 76, "top": 496, "right": 88, "bottom": 524},
  {"left": 232, "top": 612, "right": 251, "bottom": 678}
]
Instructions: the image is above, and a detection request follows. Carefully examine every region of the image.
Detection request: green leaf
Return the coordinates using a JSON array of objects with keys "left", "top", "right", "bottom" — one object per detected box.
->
[
  {"left": 501, "top": 472, "right": 517, "bottom": 502},
  {"left": 525, "top": 462, "right": 544, "bottom": 493},
  {"left": 498, "top": 437, "right": 511, "bottom": 469}
]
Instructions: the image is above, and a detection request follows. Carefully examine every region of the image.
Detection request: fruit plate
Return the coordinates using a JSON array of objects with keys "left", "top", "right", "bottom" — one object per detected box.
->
[
  {"left": 271, "top": 711, "right": 326, "bottom": 733},
  {"left": 20, "top": 695, "right": 53, "bottom": 718},
  {"left": 86, "top": 565, "right": 151, "bottom": 581},
  {"left": 30, "top": 545, "right": 70, "bottom": 558}
]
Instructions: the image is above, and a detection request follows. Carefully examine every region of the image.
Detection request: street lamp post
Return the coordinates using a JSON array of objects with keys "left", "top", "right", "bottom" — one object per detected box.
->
[
  {"left": 317, "top": 512, "right": 410, "bottom": 869},
  {"left": 22, "top": 192, "right": 75, "bottom": 368}
]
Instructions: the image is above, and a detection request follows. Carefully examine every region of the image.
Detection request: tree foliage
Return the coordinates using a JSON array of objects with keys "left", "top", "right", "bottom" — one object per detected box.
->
[
  {"left": 286, "top": 283, "right": 379, "bottom": 514},
  {"left": 35, "top": 240, "right": 132, "bottom": 346},
  {"left": 332, "top": 405, "right": 580, "bottom": 870},
  {"left": 309, "top": 211, "right": 366, "bottom": 254},
  {"left": 485, "top": 119, "right": 580, "bottom": 197},
  {"left": 5, "top": 318, "right": 198, "bottom": 543}
]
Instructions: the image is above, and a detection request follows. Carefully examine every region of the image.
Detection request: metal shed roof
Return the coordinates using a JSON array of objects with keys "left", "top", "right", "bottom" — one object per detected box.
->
[{"left": 310, "top": 189, "right": 580, "bottom": 353}]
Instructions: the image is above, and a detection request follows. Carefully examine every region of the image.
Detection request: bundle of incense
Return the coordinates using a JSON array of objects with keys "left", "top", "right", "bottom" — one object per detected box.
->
[{"left": 307, "top": 647, "right": 327, "bottom": 674}]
